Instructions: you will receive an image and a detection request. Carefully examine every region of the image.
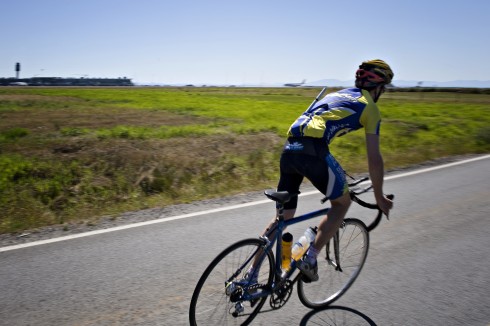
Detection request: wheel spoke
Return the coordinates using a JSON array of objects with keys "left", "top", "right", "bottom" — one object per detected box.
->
[{"left": 297, "top": 219, "right": 369, "bottom": 309}]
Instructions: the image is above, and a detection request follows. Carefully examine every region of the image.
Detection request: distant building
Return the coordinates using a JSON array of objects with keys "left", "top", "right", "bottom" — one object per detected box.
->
[{"left": 0, "top": 77, "right": 133, "bottom": 86}]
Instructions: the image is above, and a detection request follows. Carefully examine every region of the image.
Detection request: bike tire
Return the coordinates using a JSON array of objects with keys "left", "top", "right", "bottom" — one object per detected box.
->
[
  {"left": 297, "top": 218, "right": 369, "bottom": 309},
  {"left": 189, "top": 238, "right": 275, "bottom": 326}
]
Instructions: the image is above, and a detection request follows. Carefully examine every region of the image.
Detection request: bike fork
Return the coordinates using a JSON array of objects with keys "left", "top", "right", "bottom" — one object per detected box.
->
[{"left": 325, "top": 230, "right": 342, "bottom": 272}]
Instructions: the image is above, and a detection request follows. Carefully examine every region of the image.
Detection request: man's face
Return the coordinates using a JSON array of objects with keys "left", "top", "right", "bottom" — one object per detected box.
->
[{"left": 355, "top": 68, "right": 384, "bottom": 89}]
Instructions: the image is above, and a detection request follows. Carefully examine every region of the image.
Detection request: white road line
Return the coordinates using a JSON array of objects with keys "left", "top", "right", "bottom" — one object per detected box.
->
[{"left": 1, "top": 154, "right": 489, "bottom": 252}]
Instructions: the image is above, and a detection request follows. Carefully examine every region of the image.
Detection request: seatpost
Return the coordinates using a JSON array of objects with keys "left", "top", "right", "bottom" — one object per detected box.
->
[{"left": 276, "top": 202, "right": 285, "bottom": 222}]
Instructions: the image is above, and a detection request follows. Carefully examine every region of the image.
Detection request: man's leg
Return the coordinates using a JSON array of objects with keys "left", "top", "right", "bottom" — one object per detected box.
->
[
  {"left": 260, "top": 208, "right": 295, "bottom": 239},
  {"left": 249, "top": 208, "right": 295, "bottom": 272},
  {"left": 298, "top": 192, "right": 351, "bottom": 282},
  {"left": 312, "top": 192, "right": 351, "bottom": 250},
  {"left": 247, "top": 151, "right": 301, "bottom": 279}
]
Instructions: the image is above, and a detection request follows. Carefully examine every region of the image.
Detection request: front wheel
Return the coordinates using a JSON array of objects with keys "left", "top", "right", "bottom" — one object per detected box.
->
[
  {"left": 297, "top": 218, "right": 369, "bottom": 309},
  {"left": 189, "top": 238, "right": 274, "bottom": 326}
]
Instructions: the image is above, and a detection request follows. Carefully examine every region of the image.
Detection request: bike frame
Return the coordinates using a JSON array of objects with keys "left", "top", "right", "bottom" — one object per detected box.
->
[
  {"left": 268, "top": 205, "right": 329, "bottom": 281},
  {"left": 233, "top": 204, "right": 331, "bottom": 302},
  {"left": 229, "top": 187, "right": 391, "bottom": 303}
]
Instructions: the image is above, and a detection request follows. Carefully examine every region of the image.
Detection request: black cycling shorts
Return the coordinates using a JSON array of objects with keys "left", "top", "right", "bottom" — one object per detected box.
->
[{"left": 277, "top": 137, "right": 347, "bottom": 209}]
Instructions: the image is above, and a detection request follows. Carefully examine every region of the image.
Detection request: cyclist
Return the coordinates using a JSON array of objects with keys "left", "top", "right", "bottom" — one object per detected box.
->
[{"left": 250, "top": 59, "right": 394, "bottom": 282}]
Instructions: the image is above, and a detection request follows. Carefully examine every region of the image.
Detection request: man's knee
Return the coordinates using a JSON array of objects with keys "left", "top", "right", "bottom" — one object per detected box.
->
[{"left": 331, "top": 192, "right": 351, "bottom": 209}]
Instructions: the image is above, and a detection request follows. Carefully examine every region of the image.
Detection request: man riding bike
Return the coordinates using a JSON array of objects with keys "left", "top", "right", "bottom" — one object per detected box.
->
[{"left": 248, "top": 59, "right": 395, "bottom": 282}]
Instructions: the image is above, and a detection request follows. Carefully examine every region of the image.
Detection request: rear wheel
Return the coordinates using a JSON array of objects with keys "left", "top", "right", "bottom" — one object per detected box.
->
[
  {"left": 297, "top": 218, "right": 369, "bottom": 309},
  {"left": 189, "top": 238, "right": 274, "bottom": 326}
]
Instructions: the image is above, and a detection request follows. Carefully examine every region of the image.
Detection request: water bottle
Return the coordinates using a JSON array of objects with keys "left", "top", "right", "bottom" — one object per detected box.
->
[
  {"left": 281, "top": 232, "right": 293, "bottom": 270},
  {"left": 291, "top": 227, "right": 317, "bottom": 261}
]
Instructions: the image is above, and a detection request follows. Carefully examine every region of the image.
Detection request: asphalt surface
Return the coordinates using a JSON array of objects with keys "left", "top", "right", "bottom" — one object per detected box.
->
[{"left": 1, "top": 155, "right": 489, "bottom": 326}]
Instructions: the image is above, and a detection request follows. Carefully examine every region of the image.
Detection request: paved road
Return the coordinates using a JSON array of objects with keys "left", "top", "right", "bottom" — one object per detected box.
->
[{"left": 1, "top": 155, "right": 489, "bottom": 326}]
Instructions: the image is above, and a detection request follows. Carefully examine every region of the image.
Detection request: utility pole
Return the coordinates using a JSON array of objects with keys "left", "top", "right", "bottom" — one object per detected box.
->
[{"left": 15, "top": 62, "right": 21, "bottom": 79}]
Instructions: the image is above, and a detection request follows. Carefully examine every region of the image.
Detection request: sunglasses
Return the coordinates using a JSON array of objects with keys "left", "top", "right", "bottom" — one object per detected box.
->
[{"left": 355, "top": 69, "right": 385, "bottom": 83}]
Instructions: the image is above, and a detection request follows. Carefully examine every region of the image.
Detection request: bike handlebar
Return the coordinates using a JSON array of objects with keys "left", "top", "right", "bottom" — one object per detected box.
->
[
  {"left": 350, "top": 192, "right": 395, "bottom": 232},
  {"left": 322, "top": 175, "right": 395, "bottom": 232}
]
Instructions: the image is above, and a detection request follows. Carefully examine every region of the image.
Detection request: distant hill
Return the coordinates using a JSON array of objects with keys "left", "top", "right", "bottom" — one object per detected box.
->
[
  {"left": 307, "top": 79, "right": 490, "bottom": 88},
  {"left": 133, "top": 79, "right": 490, "bottom": 89}
]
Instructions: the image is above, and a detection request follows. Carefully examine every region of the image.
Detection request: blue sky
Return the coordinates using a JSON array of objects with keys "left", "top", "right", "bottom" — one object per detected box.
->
[{"left": 1, "top": 0, "right": 489, "bottom": 85}]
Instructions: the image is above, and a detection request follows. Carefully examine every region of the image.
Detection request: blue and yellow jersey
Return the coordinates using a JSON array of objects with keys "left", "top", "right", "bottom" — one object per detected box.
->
[{"left": 287, "top": 88, "right": 381, "bottom": 144}]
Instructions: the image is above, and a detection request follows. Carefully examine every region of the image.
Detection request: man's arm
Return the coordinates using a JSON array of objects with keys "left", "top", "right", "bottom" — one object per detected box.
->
[{"left": 365, "top": 133, "right": 393, "bottom": 215}]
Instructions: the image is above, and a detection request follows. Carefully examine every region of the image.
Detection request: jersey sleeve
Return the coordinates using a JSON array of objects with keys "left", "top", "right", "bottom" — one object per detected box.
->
[{"left": 359, "top": 98, "right": 381, "bottom": 135}]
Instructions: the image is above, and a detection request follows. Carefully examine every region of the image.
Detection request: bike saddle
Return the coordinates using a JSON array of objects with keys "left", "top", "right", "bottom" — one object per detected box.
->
[{"left": 264, "top": 189, "right": 300, "bottom": 204}]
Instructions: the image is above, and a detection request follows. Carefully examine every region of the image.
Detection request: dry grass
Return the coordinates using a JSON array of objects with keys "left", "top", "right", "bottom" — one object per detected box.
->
[{"left": 0, "top": 107, "right": 209, "bottom": 135}]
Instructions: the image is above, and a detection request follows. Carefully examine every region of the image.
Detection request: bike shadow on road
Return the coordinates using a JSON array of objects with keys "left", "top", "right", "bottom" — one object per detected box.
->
[{"left": 299, "top": 305, "right": 377, "bottom": 326}]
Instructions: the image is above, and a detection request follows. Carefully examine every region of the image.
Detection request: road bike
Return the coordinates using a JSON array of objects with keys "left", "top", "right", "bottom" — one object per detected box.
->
[
  {"left": 189, "top": 176, "right": 393, "bottom": 325},
  {"left": 189, "top": 175, "right": 393, "bottom": 326}
]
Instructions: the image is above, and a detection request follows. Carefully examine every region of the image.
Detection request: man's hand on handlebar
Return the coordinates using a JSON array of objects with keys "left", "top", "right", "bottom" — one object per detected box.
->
[{"left": 377, "top": 194, "right": 393, "bottom": 217}]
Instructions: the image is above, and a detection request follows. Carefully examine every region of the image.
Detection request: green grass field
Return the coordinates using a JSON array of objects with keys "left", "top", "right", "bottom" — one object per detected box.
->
[{"left": 1, "top": 87, "right": 489, "bottom": 234}]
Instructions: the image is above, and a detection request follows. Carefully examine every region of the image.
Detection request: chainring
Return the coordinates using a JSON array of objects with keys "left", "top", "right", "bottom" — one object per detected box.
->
[{"left": 270, "top": 280, "right": 293, "bottom": 309}]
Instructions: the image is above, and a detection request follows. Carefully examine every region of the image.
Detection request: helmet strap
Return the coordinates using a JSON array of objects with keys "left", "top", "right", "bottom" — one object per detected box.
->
[
  {"left": 356, "top": 78, "right": 377, "bottom": 91},
  {"left": 371, "top": 85, "right": 385, "bottom": 102}
]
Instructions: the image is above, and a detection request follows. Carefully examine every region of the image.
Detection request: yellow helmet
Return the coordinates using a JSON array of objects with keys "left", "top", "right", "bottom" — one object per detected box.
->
[{"left": 358, "top": 59, "right": 394, "bottom": 84}]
